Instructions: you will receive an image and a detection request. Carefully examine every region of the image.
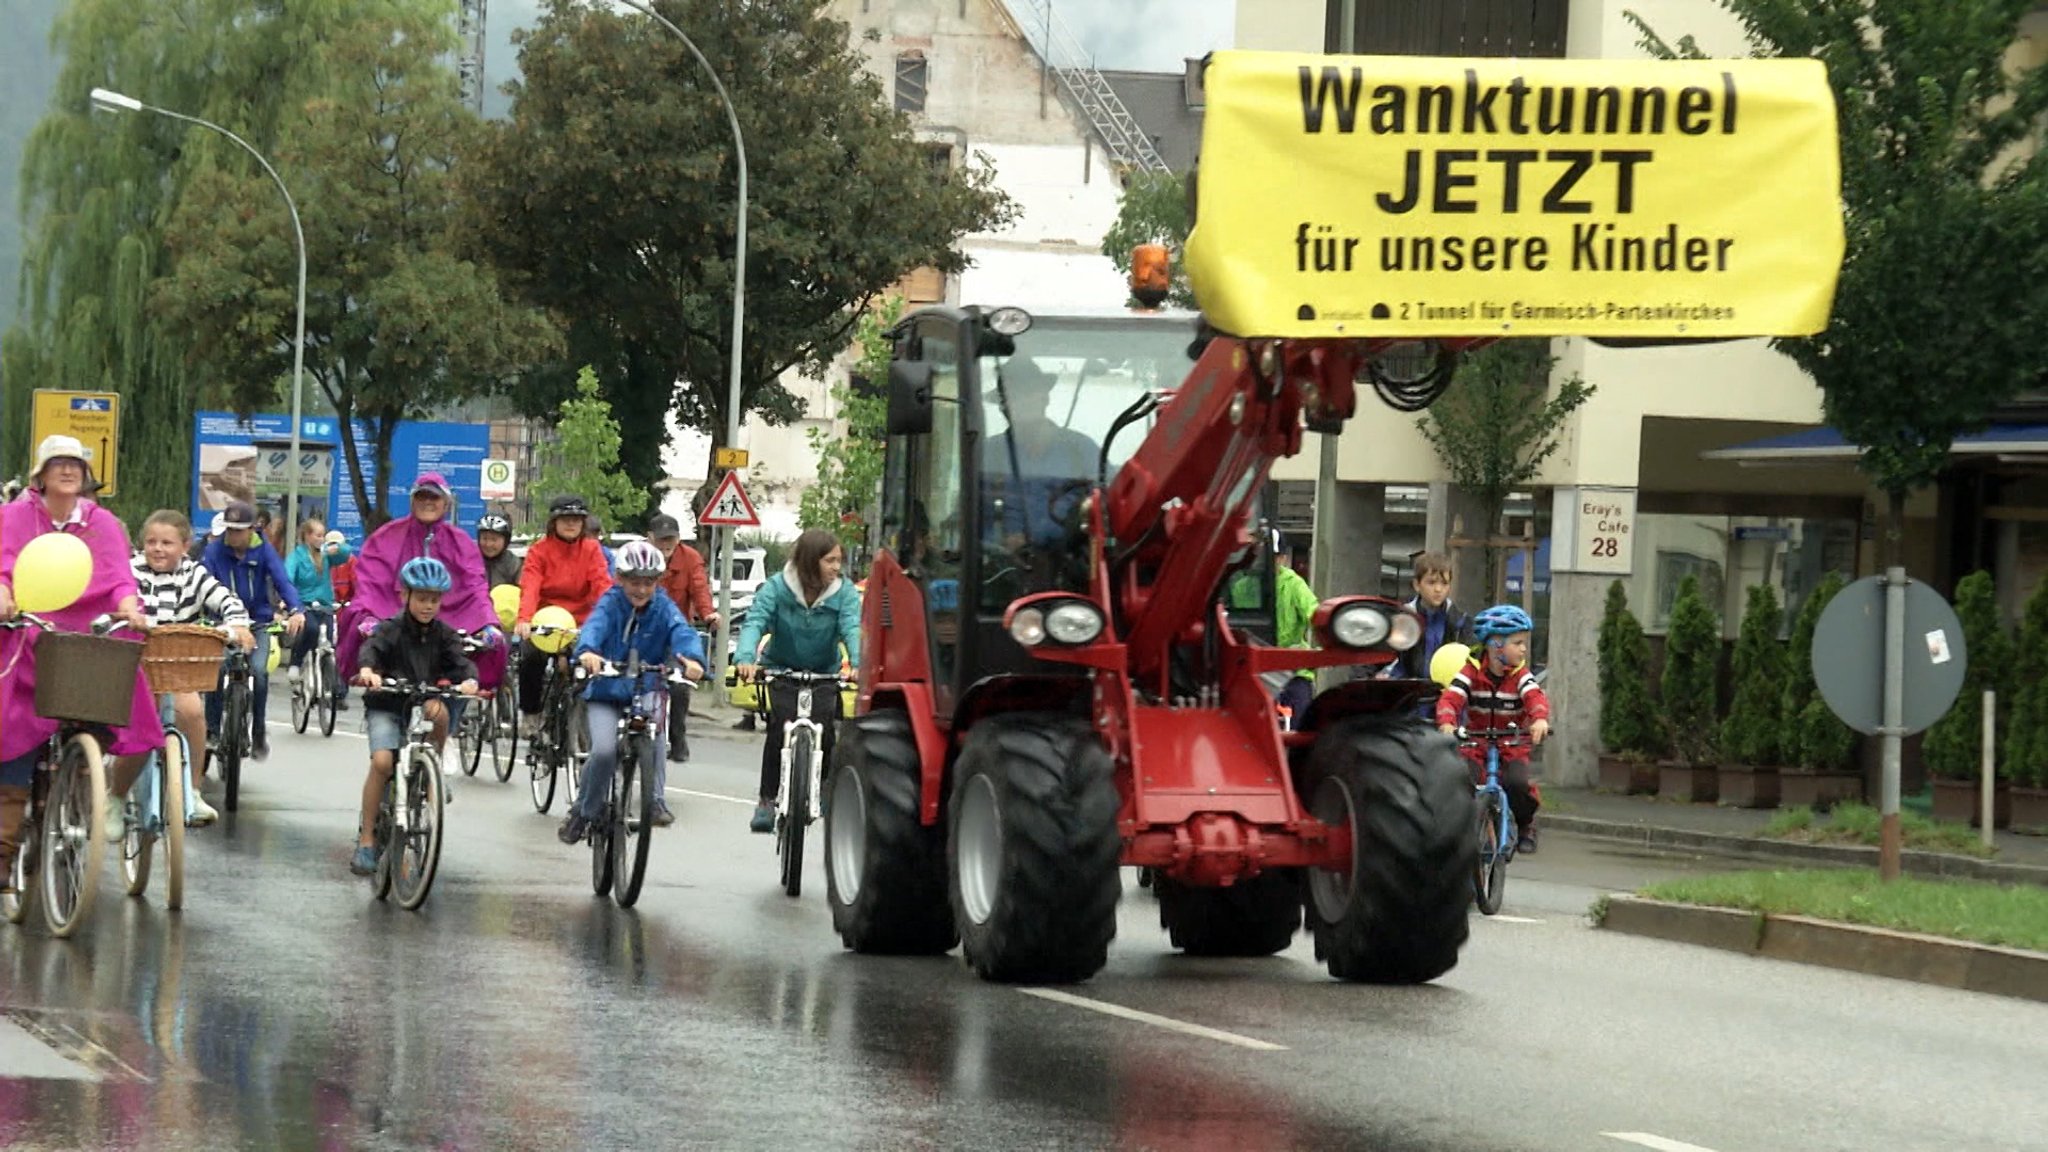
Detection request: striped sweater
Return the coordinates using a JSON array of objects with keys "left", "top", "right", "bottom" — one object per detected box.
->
[
  {"left": 132, "top": 555, "right": 252, "bottom": 628},
  {"left": 1435, "top": 655, "right": 1550, "bottom": 764}
]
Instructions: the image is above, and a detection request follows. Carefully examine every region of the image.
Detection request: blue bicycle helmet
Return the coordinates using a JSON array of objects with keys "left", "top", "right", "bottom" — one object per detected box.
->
[
  {"left": 399, "top": 556, "right": 453, "bottom": 593},
  {"left": 1472, "top": 604, "right": 1534, "bottom": 645}
]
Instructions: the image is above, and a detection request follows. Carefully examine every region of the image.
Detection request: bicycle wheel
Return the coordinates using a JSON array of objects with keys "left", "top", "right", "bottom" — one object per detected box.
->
[
  {"left": 291, "top": 668, "right": 312, "bottom": 734},
  {"left": 1474, "top": 792, "right": 1508, "bottom": 917},
  {"left": 161, "top": 731, "right": 187, "bottom": 911},
  {"left": 590, "top": 790, "right": 615, "bottom": 897},
  {"left": 2, "top": 807, "right": 33, "bottom": 925},
  {"left": 220, "top": 685, "right": 246, "bottom": 814},
  {"left": 458, "top": 700, "right": 483, "bottom": 778},
  {"left": 613, "top": 735, "right": 655, "bottom": 908},
  {"left": 121, "top": 751, "right": 157, "bottom": 898},
  {"left": 564, "top": 699, "right": 589, "bottom": 811},
  {"left": 528, "top": 719, "right": 557, "bottom": 815},
  {"left": 317, "top": 652, "right": 338, "bottom": 738},
  {"left": 391, "top": 748, "right": 445, "bottom": 911},
  {"left": 492, "top": 690, "right": 518, "bottom": 783},
  {"left": 780, "top": 728, "right": 812, "bottom": 899},
  {"left": 371, "top": 783, "right": 395, "bottom": 901},
  {"left": 42, "top": 733, "right": 109, "bottom": 938}
]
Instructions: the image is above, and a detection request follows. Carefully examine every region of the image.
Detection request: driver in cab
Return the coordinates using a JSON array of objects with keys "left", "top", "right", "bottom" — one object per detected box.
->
[{"left": 982, "top": 358, "right": 1100, "bottom": 564}]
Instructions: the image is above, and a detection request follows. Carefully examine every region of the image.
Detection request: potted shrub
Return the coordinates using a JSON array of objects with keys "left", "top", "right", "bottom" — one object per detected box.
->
[
  {"left": 2002, "top": 576, "right": 2048, "bottom": 831},
  {"left": 1717, "top": 583, "right": 1786, "bottom": 808},
  {"left": 1925, "top": 571, "right": 2015, "bottom": 828},
  {"left": 1657, "top": 574, "right": 1720, "bottom": 803},
  {"left": 1597, "top": 581, "right": 1662, "bottom": 793},
  {"left": 1779, "top": 572, "right": 1863, "bottom": 810}
]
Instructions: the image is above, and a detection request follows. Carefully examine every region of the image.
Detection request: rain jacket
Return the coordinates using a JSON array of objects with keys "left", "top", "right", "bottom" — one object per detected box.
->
[
  {"left": 736, "top": 565, "right": 861, "bottom": 674},
  {"left": 573, "top": 587, "right": 705, "bottom": 705},
  {"left": 357, "top": 613, "right": 479, "bottom": 717},
  {"left": 286, "top": 540, "right": 352, "bottom": 608},
  {"left": 517, "top": 533, "right": 612, "bottom": 624},
  {"left": 336, "top": 514, "right": 498, "bottom": 681},
  {"left": 201, "top": 536, "right": 301, "bottom": 624},
  {"left": 0, "top": 494, "right": 164, "bottom": 761},
  {"left": 658, "top": 543, "right": 715, "bottom": 621}
]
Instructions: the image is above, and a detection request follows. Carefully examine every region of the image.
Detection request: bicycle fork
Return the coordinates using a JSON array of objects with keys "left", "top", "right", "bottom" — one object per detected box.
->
[{"left": 776, "top": 686, "right": 826, "bottom": 825}]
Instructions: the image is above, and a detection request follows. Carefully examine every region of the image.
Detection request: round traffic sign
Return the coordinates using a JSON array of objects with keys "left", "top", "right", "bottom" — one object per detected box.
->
[
  {"left": 1812, "top": 576, "right": 1967, "bottom": 736},
  {"left": 484, "top": 461, "right": 513, "bottom": 484}
]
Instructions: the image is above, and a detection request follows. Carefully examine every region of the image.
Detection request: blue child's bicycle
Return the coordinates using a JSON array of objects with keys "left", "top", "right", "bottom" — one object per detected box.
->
[{"left": 1459, "top": 726, "right": 1532, "bottom": 916}]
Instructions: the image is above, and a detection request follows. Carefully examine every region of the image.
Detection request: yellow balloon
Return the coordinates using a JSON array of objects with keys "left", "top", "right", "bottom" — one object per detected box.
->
[
  {"left": 1429, "top": 642, "right": 1473, "bottom": 688},
  {"left": 13, "top": 531, "right": 93, "bottom": 613},
  {"left": 491, "top": 584, "right": 522, "bottom": 631},
  {"left": 530, "top": 605, "right": 577, "bottom": 654}
]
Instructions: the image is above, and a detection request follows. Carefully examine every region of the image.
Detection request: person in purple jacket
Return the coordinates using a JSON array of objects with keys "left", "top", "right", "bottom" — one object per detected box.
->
[
  {"left": 336, "top": 471, "right": 506, "bottom": 704},
  {"left": 201, "top": 500, "right": 305, "bottom": 761}
]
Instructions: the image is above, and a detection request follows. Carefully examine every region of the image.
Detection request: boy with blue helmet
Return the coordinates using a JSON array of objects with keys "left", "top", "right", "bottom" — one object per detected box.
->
[
  {"left": 348, "top": 556, "right": 478, "bottom": 876},
  {"left": 1436, "top": 603, "right": 1551, "bottom": 854}
]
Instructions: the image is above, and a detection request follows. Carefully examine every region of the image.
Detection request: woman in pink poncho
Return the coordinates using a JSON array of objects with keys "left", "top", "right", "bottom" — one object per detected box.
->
[
  {"left": 336, "top": 471, "right": 507, "bottom": 689},
  {"left": 2, "top": 435, "right": 163, "bottom": 892}
]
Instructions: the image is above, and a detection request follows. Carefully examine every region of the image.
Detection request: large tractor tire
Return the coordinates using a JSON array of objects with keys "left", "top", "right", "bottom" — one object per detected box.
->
[
  {"left": 1301, "top": 715, "right": 1474, "bottom": 983},
  {"left": 827, "top": 712, "right": 957, "bottom": 955},
  {"left": 1156, "top": 870, "right": 1302, "bottom": 957},
  {"left": 948, "top": 714, "right": 1121, "bottom": 983}
]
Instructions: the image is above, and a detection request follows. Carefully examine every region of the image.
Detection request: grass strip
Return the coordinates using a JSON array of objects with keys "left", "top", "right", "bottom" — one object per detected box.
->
[
  {"left": 1762, "top": 802, "right": 1996, "bottom": 858},
  {"left": 1638, "top": 868, "right": 2048, "bottom": 953}
]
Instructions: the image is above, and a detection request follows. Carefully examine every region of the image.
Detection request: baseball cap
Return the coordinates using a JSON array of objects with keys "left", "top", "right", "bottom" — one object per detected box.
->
[
  {"left": 222, "top": 501, "right": 259, "bottom": 530},
  {"left": 646, "top": 513, "right": 682, "bottom": 541},
  {"left": 209, "top": 512, "right": 228, "bottom": 538},
  {"left": 323, "top": 530, "right": 346, "bottom": 548},
  {"left": 411, "top": 471, "right": 452, "bottom": 498}
]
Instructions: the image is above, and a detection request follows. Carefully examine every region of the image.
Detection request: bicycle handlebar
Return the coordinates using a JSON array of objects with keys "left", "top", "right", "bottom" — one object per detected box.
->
[
  {"left": 363, "top": 677, "right": 472, "bottom": 700},
  {"left": 0, "top": 612, "right": 140, "bottom": 636},
  {"left": 734, "top": 669, "right": 853, "bottom": 688}
]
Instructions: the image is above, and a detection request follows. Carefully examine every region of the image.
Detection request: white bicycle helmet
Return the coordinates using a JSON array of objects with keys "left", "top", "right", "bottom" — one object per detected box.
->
[{"left": 616, "top": 540, "right": 666, "bottom": 578}]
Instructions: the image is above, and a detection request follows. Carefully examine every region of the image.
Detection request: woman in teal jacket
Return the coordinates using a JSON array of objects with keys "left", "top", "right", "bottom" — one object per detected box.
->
[
  {"left": 735, "top": 529, "right": 861, "bottom": 832},
  {"left": 285, "top": 517, "right": 352, "bottom": 703}
]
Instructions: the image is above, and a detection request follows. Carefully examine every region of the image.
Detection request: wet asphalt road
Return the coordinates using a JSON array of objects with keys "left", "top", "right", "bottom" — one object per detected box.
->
[{"left": 4, "top": 700, "right": 2045, "bottom": 1152}]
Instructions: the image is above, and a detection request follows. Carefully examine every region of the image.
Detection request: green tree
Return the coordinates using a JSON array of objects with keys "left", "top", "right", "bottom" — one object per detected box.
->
[
  {"left": 153, "top": 7, "right": 558, "bottom": 528},
  {"left": 1598, "top": 580, "right": 1664, "bottom": 759},
  {"left": 2003, "top": 577, "right": 2048, "bottom": 787},
  {"left": 1661, "top": 574, "right": 1722, "bottom": 768},
  {"left": 798, "top": 296, "right": 900, "bottom": 552},
  {"left": 529, "top": 367, "right": 647, "bottom": 534},
  {"left": 6, "top": 0, "right": 384, "bottom": 515},
  {"left": 1101, "top": 169, "right": 1195, "bottom": 309},
  {"left": 1721, "top": 584, "right": 1786, "bottom": 766},
  {"left": 1923, "top": 571, "right": 2013, "bottom": 780},
  {"left": 463, "top": 0, "right": 1015, "bottom": 506},
  {"left": 1416, "top": 340, "right": 1593, "bottom": 594},
  {"left": 1631, "top": 2, "right": 2048, "bottom": 571},
  {"left": 1783, "top": 571, "right": 1857, "bottom": 772}
]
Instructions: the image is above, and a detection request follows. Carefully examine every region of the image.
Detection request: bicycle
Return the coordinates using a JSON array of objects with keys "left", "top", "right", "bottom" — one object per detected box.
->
[
  {"left": 746, "top": 669, "right": 852, "bottom": 899},
  {"left": 290, "top": 601, "right": 341, "bottom": 738},
  {"left": 1, "top": 615, "right": 143, "bottom": 938},
  {"left": 209, "top": 620, "right": 287, "bottom": 814},
  {"left": 364, "top": 678, "right": 463, "bottom": 911},
  {"left": 453, "top": 632, "right": 517, "bottom": 781},
  {"left": 524, "top": 625, "right": 585, "bottom": 814},
  {"left": 572, "top": 654, "right": 691, "bottom": 909},
  {"left": 1459, "top": 725, "right": 1534, "bottom": 917}
]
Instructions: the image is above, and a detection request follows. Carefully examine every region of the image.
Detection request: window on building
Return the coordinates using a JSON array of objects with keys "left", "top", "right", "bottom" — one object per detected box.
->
[{"left": 895, "top": 53, "right": 928, "bottom": 114}]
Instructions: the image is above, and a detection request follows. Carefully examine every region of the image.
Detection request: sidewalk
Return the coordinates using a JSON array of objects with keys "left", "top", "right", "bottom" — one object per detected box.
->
[{"left": 1543, "top": 787, "right": 2048, "bottom": 887}]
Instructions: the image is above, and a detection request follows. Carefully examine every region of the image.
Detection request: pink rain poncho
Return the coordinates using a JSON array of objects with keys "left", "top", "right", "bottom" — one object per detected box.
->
[
  {"left": 0, "top": 494, "right": 165, "bottom": 761},
  {"left": 337, "top": 514, "right": 506, "bottom": 687}
]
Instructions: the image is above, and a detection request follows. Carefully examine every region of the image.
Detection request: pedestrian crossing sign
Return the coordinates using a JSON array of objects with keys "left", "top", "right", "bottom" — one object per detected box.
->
[{"left": 699, "top": 471, "right": 760, "bottom": 528}]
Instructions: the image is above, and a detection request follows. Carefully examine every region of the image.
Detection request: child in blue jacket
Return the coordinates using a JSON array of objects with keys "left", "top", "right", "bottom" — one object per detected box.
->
[{"left": 557, "top": 542, "right": 705, "bottom": 844}]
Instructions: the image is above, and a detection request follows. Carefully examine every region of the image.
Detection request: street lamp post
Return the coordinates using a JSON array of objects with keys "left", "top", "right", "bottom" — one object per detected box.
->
[
  {"left": 610, "top": 0, "right": 749, "bottom": 686},
  {"left": 90, "top": 87, "right": 310, "bottom": 535}
]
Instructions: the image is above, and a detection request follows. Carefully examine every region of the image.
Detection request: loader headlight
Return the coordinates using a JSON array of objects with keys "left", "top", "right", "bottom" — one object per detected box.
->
[
  {"left": 1010, "top": 607, "right": 1047, "bottom": 647},
  {"left": 1044, "top": 601, "right": 1105, "bottom": 645},
  {"left": 1329, "top": 603, "right": 1391, "bottom": 649},
  {"left": 1387, "top": 611, "right": 1423, "bottom": 651}
]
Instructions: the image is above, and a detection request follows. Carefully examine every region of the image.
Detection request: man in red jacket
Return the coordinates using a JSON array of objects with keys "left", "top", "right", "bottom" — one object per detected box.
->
[{"left": 649, "top": 514, "right": 717, "bottom": 762}]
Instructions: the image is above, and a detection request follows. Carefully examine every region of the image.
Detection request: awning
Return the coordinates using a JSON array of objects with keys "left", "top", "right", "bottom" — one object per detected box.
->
[{"left": 1701, "top": 423, "right": 2048, "bottom": 464}]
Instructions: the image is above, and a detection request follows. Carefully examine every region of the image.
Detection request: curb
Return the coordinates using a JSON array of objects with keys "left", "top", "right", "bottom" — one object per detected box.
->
[
  {"left": 1545, "top": 815, "right": 2048, "bottom": 889},
  {"left": 1598, "top": 897, "right": 2048, "bottom": 1003}
]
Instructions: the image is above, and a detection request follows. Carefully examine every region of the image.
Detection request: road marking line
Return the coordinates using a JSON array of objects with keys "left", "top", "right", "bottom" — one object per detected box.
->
[
  {"left": 1019, "top": 988, "right": 1287, "bottom": 1052},
  {"left": 668, "top": 787, "right": 757, "bottom": 808},
  {"left": 1487, "top": 914, "right": 1544, "bottom": 924},
  {"left": 268, "top": 721, "right": 365, "bottom": 740},
  {"left": 1603, "top": 1133, "right": 1722, "bottom": 1152}
]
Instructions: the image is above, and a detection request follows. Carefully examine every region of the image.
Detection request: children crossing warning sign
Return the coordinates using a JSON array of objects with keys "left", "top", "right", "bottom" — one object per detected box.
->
[{"left": 699, "top": 472, "right": 760, "bottom": 528}]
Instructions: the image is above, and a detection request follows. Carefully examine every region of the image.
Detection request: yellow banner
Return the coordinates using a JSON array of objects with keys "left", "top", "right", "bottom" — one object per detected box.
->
[{"left": 1184, "top": 52, "right": 1843, "bottom": 339}]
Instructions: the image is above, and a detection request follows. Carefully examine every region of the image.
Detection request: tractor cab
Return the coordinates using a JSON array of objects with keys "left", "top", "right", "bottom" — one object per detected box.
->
[{"left": 875, "top": 303, "right": 1253, "bottom": 719}]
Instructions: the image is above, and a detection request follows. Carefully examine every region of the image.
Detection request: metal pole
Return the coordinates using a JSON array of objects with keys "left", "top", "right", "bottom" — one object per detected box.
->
[
  {"left": 1879, "top": 564, "right": 1905, "bottom": 880},
  {"left": 613, "top": 1, "right": 748, "bottom": 687},
  {"left": 1981, "top": 688, "right": 1996, "bottom": 850},
  {"left": 90, "top": 91, "right": 308, "bottom": 532}
]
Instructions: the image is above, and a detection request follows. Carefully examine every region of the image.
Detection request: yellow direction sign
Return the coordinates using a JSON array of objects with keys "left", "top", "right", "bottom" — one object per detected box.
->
[
  {"left": 1186, "top": 51, "right": 1844, "bottom": 339},
  {"left": 713, "top": 447, "right": 750, "bottom": 470},
  {"left": 32, "top": 390, "right": 121, "bottom": 496}
]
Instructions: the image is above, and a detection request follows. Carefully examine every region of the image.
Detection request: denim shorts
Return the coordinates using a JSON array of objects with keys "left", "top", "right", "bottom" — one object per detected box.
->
[{"left": 366, "top": 709, "right": 406, "bottom": 754}]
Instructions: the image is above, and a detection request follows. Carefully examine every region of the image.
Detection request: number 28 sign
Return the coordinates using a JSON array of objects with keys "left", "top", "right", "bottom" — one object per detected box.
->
[{"left": 1571, "top": 487, "right": 1636, "bottom": 575}]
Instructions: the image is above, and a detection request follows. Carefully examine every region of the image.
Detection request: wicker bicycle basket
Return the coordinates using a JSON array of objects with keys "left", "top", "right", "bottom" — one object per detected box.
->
[
  {"left": 143, "top": 624, "right": 228, "bottom": 694},
  {"left": 34, "top": 631, "right": 147, "bottom": 727}
]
